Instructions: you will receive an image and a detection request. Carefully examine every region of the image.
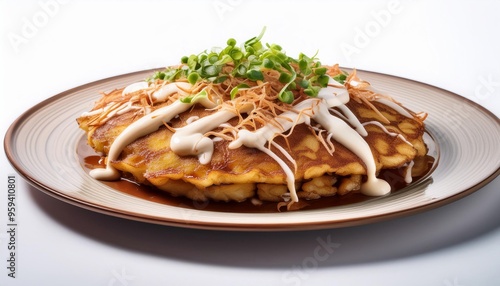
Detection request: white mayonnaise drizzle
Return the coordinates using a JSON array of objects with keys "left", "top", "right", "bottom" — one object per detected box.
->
[
  {"left": 90, "top": 77, "right": 394, "bottom": 202},
  {"left": 152, "top": 82, "right": 191, "bottom": 102},
  {"left": 228, "top": 99, "right": 321, "bottom": 202},
  {"left": 89, "top": 83, "right": 216, "bottom": 180},
  {"left": 81, "top": 81, "right": 151, "bottom": 119},
  {"left": 122, "top": 81, "right": 149, "bottom": 96},
  {"left": 375, "top": 98, "right": 413, "bottom": 118},
  {"left": 81, "top": 105, "right": 111, "bottom": 117},
  {"left": 348, "top": 79, "right": 413, "bottom": 119},
  {"left": 404, "top": 160, "right": 415, "bottom": 184},
  {"left": 170, "top": 105, "right": 251, "bottom": 164},
  {"left": 334, "top": 104, "right": 368, "bottom": 136},
  {"left": 229, "top": 79, "right": 391, "bottom": 201},
  {"left": 185, "top": 116, "right": 200, "bottom": 124},
  {"left": 313, "top": 103, "right": 391, "bottom": 197},
  {"left": 80, "top": 101, "right": 142, "bottom": 121},
  {"left": 362, "top": 121, "right": 413, "bottom": 146}
]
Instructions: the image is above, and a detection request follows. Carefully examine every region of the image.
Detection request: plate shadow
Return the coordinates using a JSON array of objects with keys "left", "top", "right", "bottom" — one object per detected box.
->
[{"left": 29, "top": 177, "right": 500, "bottom": 269}]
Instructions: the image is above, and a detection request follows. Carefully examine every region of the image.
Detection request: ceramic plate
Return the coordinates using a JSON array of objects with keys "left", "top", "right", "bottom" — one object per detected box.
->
[{"left": 4, "top": 69, "right": 499, "bottom": 231}]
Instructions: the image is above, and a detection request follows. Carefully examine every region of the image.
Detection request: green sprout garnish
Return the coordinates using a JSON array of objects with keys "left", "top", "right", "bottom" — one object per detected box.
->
[
  {"left": 179, "top": 89, "right": 208, "bottom": 104},
  {"left": 148, "top": 27, "right": 344, "bottom": 104}
]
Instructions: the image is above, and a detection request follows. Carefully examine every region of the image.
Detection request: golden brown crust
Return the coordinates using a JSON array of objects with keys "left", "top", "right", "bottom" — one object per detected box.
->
[{"left": 77, "top": 85, "right": 427, "bottom": 203}]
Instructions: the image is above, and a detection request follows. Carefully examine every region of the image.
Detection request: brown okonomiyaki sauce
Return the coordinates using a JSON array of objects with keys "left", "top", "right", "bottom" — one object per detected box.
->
[{"left": 77, "top": 135, "right": 436, "bottom": 213}]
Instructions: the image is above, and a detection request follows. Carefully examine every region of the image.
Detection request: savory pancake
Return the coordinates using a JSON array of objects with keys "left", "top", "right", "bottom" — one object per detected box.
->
[{"left": 77, "top": 29, "right": 428, "bottom": 207}]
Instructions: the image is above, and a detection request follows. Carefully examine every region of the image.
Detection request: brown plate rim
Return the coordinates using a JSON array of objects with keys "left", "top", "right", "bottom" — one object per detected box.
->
[{"left": 4, "top": 68, "right": 500, "bottom": 231}]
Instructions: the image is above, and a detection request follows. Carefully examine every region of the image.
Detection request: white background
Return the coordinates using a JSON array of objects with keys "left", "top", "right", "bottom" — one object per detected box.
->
[{"left": 1, "top": 0, "right": 499, "bottom": 285}]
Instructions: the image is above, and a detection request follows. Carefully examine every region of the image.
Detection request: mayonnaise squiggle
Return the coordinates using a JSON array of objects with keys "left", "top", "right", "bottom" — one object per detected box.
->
[
  {"left": 122, "top": 82, "right": 149, "bottom": 96},
  {"left": 362, "top": 121, "right": 413, "bottom": 146},
  {"left": 333, "top": 105, "right": 368, "bottom": 136},
  {"left": 404, "top": 160, "right": 415, "bottom": 184},
  {"left": 81, "top": 81, "right": 151, "bottom": 120},
  {"left": 348, "top": 78, "right": 413, "bottom": 119},
  {"left": 172, "top": 110, "right": 239, "bottom": 164},
  {"left": 89, "top": 83, "right": 216, "bottom": 180},
  {"left": 228, "top": 82, "right": 391, "bottom": 201},
  {"left": 90, "top": 77, "right": 393, "bottom": 202},
  {"left": 185, "top": 116, "right": 200, "bottom": 124},
  {"left": 375, "top": 98, "right": 413, "bottom": 118},
  {"left": 311, "top": 101, "right": 391, "bottom": 197},
  {"left": 321, "top": 80, "right": 369, "bottom": 137},
  {"left": 152, "top": 82, "right": 191, "bottom": 102}
]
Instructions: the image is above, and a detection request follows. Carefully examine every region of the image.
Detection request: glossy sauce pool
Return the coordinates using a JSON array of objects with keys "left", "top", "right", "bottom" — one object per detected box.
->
[{"left": 77, "top": 133, "right": 438, "bottom": 213}]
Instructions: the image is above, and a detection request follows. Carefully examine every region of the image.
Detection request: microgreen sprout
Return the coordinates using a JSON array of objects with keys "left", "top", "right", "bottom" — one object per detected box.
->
[
  {"left": 148, "top": 27, "right": 341, "bottom": 104},
  {"left": 179, "top": 89, "right": 208, "bottom": 104}
]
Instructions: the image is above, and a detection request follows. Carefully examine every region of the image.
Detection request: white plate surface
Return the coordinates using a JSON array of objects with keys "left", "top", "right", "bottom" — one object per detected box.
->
[{"left": 4, "top": 69, "right": 499, "bottom": 231}]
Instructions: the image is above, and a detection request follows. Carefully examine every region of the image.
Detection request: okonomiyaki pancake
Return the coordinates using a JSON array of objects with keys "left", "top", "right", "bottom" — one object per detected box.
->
[{"left": 77, "top": 29, "right": 428, "bottom": 207}]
